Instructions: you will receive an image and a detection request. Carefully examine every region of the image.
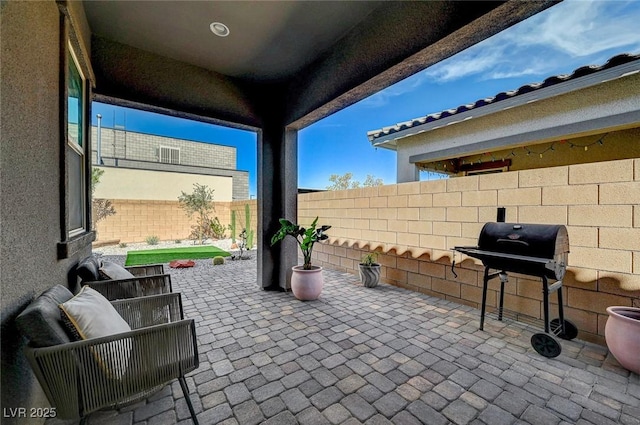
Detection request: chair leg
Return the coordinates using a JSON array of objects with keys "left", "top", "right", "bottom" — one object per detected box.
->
[{"left": 179, "top": 376, "right": 199, "bottom": 425}]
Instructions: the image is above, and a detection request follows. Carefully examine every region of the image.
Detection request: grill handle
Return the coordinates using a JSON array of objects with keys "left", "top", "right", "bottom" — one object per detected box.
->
[{"left": 496, "top": 238, "right": 530, "bottom": 247}]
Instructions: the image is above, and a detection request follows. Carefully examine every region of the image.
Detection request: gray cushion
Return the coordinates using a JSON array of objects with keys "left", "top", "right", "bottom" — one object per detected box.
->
[
  {"left": 16, "top": 285, "right": 74, "bottom": 347},
  {"left": 99, "top": 261, "right": 135, "bottom": 280},
  {"left": 77, "top": 256, "right": 102, "bottom": 282}
]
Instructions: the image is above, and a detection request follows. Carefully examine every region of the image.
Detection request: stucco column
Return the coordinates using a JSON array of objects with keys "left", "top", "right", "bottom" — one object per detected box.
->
[
  {"left": 257, "top": 122, "right": 298, "bottom": 290},
  {"left": 397, "top": 150, "right": 420, "bottom": 183}
]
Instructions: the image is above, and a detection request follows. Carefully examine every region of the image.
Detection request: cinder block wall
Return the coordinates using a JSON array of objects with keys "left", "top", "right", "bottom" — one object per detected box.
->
[
  {"left": 95, "top": 200, "right": 257, "bottom": 243},
  {"left": 299, "top": 158, "right": 640, "bottom": 345}
]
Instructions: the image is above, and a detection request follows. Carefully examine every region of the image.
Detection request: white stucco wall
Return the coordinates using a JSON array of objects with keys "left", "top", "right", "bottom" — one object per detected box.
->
[{"left": 94, "top": 167, "right": 233, "bottom": 201}]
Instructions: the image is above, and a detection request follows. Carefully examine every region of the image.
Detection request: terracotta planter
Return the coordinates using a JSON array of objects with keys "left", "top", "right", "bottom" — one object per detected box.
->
[
  {"left": 358, "top": 264, "right": 381, "bottom": 288},
  {"left": 605, "top": 306, "right": 640, "bottom": 374},
  {"left": 291, "top": 266, "right": 323, "bottom": 300}
]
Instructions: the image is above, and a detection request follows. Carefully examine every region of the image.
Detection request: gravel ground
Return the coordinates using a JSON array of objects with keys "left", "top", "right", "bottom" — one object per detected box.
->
[{"left": 93, "top": 238, "right": 237, "bottom": 256}]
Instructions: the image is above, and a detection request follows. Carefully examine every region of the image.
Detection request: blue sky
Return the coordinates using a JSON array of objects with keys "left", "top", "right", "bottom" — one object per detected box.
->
[{"left": 92, "top": 0, "right": 640, "bottom": 197}]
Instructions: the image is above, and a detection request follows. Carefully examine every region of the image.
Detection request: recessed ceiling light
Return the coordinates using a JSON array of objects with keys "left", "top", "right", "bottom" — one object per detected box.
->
[{"left": 210, "top": 22, "right": 230, "bottom": 37}]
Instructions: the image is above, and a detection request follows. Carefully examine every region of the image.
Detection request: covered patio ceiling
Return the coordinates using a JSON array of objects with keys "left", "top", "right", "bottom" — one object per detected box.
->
[{"left": 83, "top": 0, "right": 556, "bottom": 130}]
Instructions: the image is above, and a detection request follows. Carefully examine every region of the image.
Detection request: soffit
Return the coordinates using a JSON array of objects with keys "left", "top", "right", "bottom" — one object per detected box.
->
[{"left": 83, "top": 1, "right": 383, "bottom": 83}]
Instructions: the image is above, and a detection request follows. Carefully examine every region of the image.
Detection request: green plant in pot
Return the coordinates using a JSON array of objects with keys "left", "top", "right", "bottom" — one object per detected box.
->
[
  {"left": 359, "top": 252, "right": 381, "bottom": 288},
  {"left": 271, "top": 217, "right": 330, "bottom": 300}
]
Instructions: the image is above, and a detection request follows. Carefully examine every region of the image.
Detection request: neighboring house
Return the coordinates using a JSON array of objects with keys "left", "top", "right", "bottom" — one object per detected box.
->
[
  {"left": 92, "top": 126, "right": 249, "bottom": 202},
  {"left": 367, "top": 54, "right": 640, "bottom": 182}
]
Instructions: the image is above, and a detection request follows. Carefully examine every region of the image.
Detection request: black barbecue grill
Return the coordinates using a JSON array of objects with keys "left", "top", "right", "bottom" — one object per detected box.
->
[{"left": 454, "top": 222, "right": 577, "bottom": 358}]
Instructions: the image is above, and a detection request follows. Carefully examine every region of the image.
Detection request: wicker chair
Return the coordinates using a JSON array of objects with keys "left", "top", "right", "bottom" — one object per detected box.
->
[
  {"left": 17, "top": 287, "right": 199, "bottom": 424},
  {"left": 77, "top": 256, "right": 172, "bottom": 300}
]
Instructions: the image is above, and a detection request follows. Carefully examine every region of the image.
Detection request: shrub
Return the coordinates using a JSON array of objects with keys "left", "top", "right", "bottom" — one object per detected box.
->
[
  {"left": 145, "top": 235, "right": 159, "bottom": 245},
  {"left": 210, "top": 217, "right": 226, "bottom": 240},
  {"left": 212, "top": 256, "right": 225, "bottom": 266},
  {"left": 118, "top": 242, "right": 128, "bottom": 248},
  {"left": 174, "top": 239, "right": 182, "bottom": 244}
]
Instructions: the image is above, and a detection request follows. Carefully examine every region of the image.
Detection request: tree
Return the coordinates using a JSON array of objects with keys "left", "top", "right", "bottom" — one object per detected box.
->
[
  {"left": 178, "top": 183, "right": 216, "bottom": 245},
  {"left": 91, "top": 168, "right": 116, "bottom": 231},
  {"left": 326, "top": 172, "right": 383, "bottom": 190}
]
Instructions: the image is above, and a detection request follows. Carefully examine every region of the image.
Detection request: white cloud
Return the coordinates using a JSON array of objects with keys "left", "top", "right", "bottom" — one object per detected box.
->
[{"left": 421, "top": 0, "right": 640, "bottom": 83}]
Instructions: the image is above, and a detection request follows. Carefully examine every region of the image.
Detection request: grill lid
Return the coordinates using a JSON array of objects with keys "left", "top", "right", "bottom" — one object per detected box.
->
[{"left": 478, "top": 222, "right": 569, "bottom": 259}]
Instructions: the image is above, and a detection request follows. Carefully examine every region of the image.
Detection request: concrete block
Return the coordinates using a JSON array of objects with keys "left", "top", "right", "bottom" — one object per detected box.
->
[
  {"left": 519, "top": 166, "right": 568, "bottom": 187},
  {"left": 370, "top": 197, "right": 387, "bottom": 208},
  {"left": 447, "top": 175, "right": 478, "bottom": 192},
  {"left": 542, "top": 185, "right": 598, "bottom": 206},
  {"left": 567, "top": 226, "right": 598, "bottom": 248},
  {"left": 388, "top": 195, "right": 408, "bottom": 208},
  {"left": 397, "top": 232, "right": 420, "bottom": 247},
  {"left": 420, "top": 179, "right": 446, "bottom": 193},
  {"left": 504, "top": 293, "right": 541, "bottom": 319},
  {"left": 462, "top": 190, "right": 497, "bottom": 207},
  {"left": 398, "top": 208, "right": 420, "bottom": 220},
  {"left": 420, "top": 207, "right": 446, "bottom": 221},
  {"left": 569, "top": 205, "right": 632, "bottom": 227},
  {"left": 388, "top": 220, "right": 408, "bottom": 233},
  {"left": 370, "top": 220, "right": 387, "bottom": 231},
  {"left": 354, "top": 197, "right": 370, "bottom": 208},
  {"left": 398, "top": 257, "right": 420, "bottom": 273},
  {"left": 378, "top": 185, "right": 398, "bottom": 196},
  {"left": 598, "top": 271, "right": 640, "bottom": 295},
  {"left": 479, "top": 172, "right": 518, "bottom": 190},
  {"left": 569, "top": 159, "right": 633, "bottom": 184},
  {"left": 378, "top": 208, "right": 397, "bottom": 220},
  {"left": 410, "top": 220, "right": 433, "bottom": 234},
  {"left": 446, "top": 207, "right": 478, "bottom": 223},
  {"left": 432, "top": 278, "right": 461, "bottom": 298},
  {"left": 567, "top": 287, "right": 631, "bottom": 314},
  {"left": 518, "top": 206, "right": 567, "bottom": 224},
  {"left": 570, "top": 246, "right": 632, "bottom": 273},
  {"left": 478, "top": 206, "right": 517, "bottom": 223},
  {"left": 433, "top": 192, "right": 461, "bottom": 207},
  {"left": 461, "top": 222, "right": 484, "bottom": 239},
  {"left": 387, "top": 268, "right": 408, "bottom": 284},
  {"left": 498, "top": 187, "right": 541, "bottom": 206},
  {"left": 419, "top": 261, "right": 446, "bottom": 279},
  {"left": 408, "top": 272, "right": 431, "bottom": 289},
  {"left": 599, "top": 228, "right": 640, "bottom": 251},
  {"left": 408, "top": 194, "right": 433, "bottom": 208},
  {"left": 433, "top": 221, "right": 461, "bottom": 237},
  {"left": 420, "top": 234, "right": 446, "bottom": 250},
  {"left": 599, "top": 182, "right": 640, "bottom": 205},
  {"left": 460, "top": 284, "right": 484, "bottom": 306},
  {"left": 397, "top": 181, "right": 421, "bottom": 195}
]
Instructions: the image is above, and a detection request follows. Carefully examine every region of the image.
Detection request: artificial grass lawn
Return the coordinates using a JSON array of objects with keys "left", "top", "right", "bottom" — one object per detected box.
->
[{"left": 125, "top": 245, "right": 231, "bottom": 266}]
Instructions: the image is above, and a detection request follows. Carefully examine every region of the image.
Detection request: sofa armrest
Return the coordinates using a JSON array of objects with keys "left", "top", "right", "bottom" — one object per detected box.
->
[
  {"left": 84, "top": 274, "right": 172, "bottom": 300},
  {"left": 111, "top": 293, "right": 184, "bottom": 328},
  {"left": 126, "top": 264, "right": 165, "bottom": 276},
  {"left": 25, "top": 319, "right": 198, "bottom": 420}
]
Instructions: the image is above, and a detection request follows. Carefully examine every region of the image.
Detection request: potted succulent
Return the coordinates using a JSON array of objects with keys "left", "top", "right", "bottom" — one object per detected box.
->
[
  {"left": 271, "top": 216, "right": 331, "bottom": 300},
  {"left": 359, "top": 252, "right": 381, "bottom": 288}
]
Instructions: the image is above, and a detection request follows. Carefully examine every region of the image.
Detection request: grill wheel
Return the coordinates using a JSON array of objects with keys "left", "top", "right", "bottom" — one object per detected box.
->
[{"left": 531, "top": 333, "right": 562, "bottom": 358}]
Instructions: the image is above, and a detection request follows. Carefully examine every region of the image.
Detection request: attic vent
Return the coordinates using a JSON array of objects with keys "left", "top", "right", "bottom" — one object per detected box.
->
[{"left": 159, "top": 146, "right": 180, "bottom": 164}]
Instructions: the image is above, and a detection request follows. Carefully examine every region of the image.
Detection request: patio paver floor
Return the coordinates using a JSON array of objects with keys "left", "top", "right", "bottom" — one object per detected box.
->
[{"left": 52, "top": 256, "right": 639, "bottom": 425}]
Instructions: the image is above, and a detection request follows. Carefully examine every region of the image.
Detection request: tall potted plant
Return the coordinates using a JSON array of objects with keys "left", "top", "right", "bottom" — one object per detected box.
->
[
  {"left": 271, "top": 217, "right": 330, "bottom": 300},
  {"left": 359, "top": 252, "right": 381, "bottom": 288}
]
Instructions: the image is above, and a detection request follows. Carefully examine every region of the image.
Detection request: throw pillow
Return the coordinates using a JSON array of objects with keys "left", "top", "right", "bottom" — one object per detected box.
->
[
  {"left": 59, "top": 286, "right": 132, "bottom": 379},
  {"left": 98, "top": 261, "right": 135, "bottom": 280}
]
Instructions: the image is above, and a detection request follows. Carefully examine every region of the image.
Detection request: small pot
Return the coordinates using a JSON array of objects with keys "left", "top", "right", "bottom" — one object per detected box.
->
[
  {"left": 605, "top": 306, "right": 640, "bottom": 374},
  {"left": 359, "top": 264, "right": 381, "bottom": 288},
  {"left": 291, "top": 266, "right": 323, "bottom": 300}
]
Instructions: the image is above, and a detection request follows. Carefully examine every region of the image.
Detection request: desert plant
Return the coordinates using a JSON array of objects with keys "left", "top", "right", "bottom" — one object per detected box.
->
[
  {"left": 229, "top": 210, "right": 237, "bottom": 244},
  {"left": 245, "top": 204, "right": 254, "bottom": 249},
  {"left": 361, "top": 252, "right": 379, "bottom": 266},
  {"left": 118, "top": 242, "right": 128, "bottom": 248},
  {"left": 178, "top": 183, "right": 215, "bottom": 245},
  {"left": 91, "top": 168, "right": 116, "bottom": 230},
  {"left": 210, "top": 217, "right": 226, "bottom": 240},
  {"left": 174, "top": 239, "right": 182, "bottom": 244},
  {"left": 212, "top": 256, "right": 225, "bottom": 265},
  {"left": 145, "top": 235, "right": 159, "bottom": 245},
  {"left": 271, "top": 217, "right": 330, "bottom": 270}
]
